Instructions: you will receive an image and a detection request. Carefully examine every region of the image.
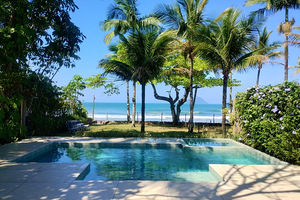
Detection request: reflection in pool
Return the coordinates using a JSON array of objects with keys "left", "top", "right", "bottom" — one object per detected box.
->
[{"left": 22, "top": 143, "right": 273, "bottom": 181}]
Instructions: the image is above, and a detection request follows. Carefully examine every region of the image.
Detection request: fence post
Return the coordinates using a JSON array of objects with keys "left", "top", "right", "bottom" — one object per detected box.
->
[
  {"left": 92, "top": 95, "right": 95, "bottom": 120},
  {"left": 106, "top": 112, "right": 108, "bottom": 121}
]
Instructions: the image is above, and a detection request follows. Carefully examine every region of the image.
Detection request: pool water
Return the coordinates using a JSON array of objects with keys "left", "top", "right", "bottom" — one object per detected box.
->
[
  {"left": 23, "top": 143, "right": 272, "bottom": 181},
  {"left": 183, "top": 139, "right": 236, "bottom": 147}
]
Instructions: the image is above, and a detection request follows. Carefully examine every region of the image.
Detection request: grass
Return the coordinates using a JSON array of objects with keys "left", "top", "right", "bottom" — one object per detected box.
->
[{"left": 65, "top": 122, "right": 234, "bottom": 138}]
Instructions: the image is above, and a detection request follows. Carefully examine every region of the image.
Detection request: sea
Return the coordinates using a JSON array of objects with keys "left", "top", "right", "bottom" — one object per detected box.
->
[{"left": 83, "top": 102, "right": 225, "bottom": 123}]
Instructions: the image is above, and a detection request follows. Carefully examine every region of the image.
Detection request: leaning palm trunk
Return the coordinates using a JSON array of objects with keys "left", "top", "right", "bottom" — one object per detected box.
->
[
  {"left": 131, "top": 81, "right": 136, "bottom": 127},
  {"left": 222, "top": 73, "right": 229, "bottom": 137},
  {"left": 141, "top": 83, "right": 146, "bottom": 133},
  {"left": 126, "top": 80, "right": 130, "bottom": 123},
  {"left": 188, "top": 57, "right": 194, "bottom": 133}
]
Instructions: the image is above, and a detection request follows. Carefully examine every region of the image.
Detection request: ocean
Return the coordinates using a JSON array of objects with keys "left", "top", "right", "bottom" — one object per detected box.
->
[{"left": 83, "top": 102, "right": 225, "bottom": 123}]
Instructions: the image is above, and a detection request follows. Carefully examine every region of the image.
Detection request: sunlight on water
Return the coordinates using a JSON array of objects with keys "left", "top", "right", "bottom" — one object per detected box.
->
[{"left": 25, "top": 144, "right": 272, "bottom": 181}]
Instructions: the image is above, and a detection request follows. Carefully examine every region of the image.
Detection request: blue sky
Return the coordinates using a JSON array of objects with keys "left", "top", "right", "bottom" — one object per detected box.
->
[{"left": 53, "top": 0, "right": 300, "bottom": 104}]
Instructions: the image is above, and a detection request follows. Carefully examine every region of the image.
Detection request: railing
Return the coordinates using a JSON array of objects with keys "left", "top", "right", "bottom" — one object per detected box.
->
[{"left": 91, "top": 113, "right": 228, "bottom": 124}]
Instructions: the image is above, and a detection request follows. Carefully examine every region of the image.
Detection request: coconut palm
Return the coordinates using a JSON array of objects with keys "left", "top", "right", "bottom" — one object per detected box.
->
[
  {"left": 101, "top": 0, "right": 160, "bottom": 127},
  {"left": 245, "top": 27, "right": 282, "bottom": 86},
  {"left": 120, "top": 28, "right": 176, "bottom": 133},
  {"left": 99, "top": 43, "right": 134, "bottom": 123},
  {"left": 155, "top": 0, "right": 209, "bottom": 133},
  {"left": 196, "top": 7, "right": 261, "bottom": 136},
  {"left": 245, "top": 0, "right": 300, "bottom": 81},
  {"left": 101, "top": 0, "right": 160, "bottom": 44}
]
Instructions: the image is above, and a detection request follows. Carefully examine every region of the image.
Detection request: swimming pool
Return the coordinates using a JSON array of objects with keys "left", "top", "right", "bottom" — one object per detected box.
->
[{"left": 18, "top": 141, "right": 283, "bottom": 182}]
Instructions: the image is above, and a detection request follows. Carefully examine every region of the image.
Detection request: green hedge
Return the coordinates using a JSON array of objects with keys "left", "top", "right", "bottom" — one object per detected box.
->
[{"left": 235, "top": 81, "right": 300, "bottom": 165}]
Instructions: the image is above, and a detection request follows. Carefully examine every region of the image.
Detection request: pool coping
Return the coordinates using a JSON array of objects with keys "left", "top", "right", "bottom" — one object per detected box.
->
[{"left": 0, "top": 137, "right": 299, "bottom": 200}]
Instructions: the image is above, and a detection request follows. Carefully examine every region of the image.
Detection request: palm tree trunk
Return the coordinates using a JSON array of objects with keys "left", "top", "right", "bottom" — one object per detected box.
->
[
  {"left": 256, "top": 65, "right": 262, "bottom": 86},
  {"left": 284, "top": 7, "right": 289, "bottom": 81},
  {"left": 141, "top": 83, "right": 146, "bottom": 134},
  {"left": 188, "top": 57, "right": 194, "bottom": 133},
  {"left": 193, "top": 86, "right": 198, "bottom": 108},
  {"left": 222, "top": 72, "right": 229, "bottom": 137},
  {"left": 229, "top": 72, "right": 233, "bottom": 113},
  {"left": 126, "top": 80, "right": 130, "bottom": 123},
  {"left": 132, "top": 81, "right": 136, "bottom": 127}
]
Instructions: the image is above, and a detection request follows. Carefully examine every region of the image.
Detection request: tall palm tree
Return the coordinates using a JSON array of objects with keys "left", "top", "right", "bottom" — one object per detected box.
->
[
  {"left": 245, "top": 27, "right": 282, "bottom": 86},
  {"left": 155, "top": 0, "right": 209, "bottom": 133},
  {"left": 196, "top": 7, "right": 261, "bottom": 136},
  {"left": 245, "top": 0, "right": 300, "bottom": 81},
  {"left": 99, "top": 43, "right": 134, "bottom": 123},
  {"left": 101, "top": 0, "right": 160, "bottom": 127},
  {"left": 120, "top": 28, "right": 175, "bottom": 133}
]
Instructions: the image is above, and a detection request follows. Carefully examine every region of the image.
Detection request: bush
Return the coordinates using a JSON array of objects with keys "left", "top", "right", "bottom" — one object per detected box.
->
[
  {"left": 29, "top": 115, "right": 70, "bottom": 136},
  {"left": 0, "top": 94, "right": 27, "bottom": 144},
  {"left": 235, "top": 81, "right": 300, "bottom": 165}
]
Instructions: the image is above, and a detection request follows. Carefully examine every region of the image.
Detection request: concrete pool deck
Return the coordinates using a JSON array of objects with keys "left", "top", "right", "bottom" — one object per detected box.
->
[{"left": 0, "top": 137, "right": 299, "bottom": 200}]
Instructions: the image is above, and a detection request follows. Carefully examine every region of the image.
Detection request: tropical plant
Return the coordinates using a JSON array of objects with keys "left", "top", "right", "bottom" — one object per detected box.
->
[
  {"left": 244, "top": 27, "right": 282, "bottom": 86},
  {"left": 99, "top": 43, "right": 135, "bottom": 124},
  {"left": 235, "top": 82, "right": 300, "bottom": 165},
  {"left": 152, "top": 53, "right": 234, "bottom": 125},
  {"left": 101, "top": 0, "right": 160, "bottom": 44},
  {"left": 155, "top": 0, "right": 209, "bottom": 133},
  {"left": 0, "top": 0, "right": 84, "bottom": 143},
  {"left": 101, "top": 0, "right": 159, "bottom": 127},
  {"left": 26, "top": 73, "right": 69, "bottom": 136},
  {"left": 196, "top": 7, "right": 261, "bottom": 136},
  {"left": 120, "top": 28, "right": 176, "bottom": 133},
  {"left": 61, "top": 75, "right": 86, "bottom": 116},
  {"left": 245, "top": 0, "right": 300, "bottom": 81}
]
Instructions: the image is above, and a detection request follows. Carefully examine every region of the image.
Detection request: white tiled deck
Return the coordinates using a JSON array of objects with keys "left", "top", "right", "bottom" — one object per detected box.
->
[{"left": 0, "top": 137, "right": 299, "bottom": 200}]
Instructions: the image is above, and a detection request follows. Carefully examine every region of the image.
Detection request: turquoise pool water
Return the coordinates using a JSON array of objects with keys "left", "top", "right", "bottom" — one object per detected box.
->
[
  {"left": 183, "top": 139, "right": 238, "bottom": 147},
  {"left": 22, "top": 143, "right": 273, "bottom": 181}
]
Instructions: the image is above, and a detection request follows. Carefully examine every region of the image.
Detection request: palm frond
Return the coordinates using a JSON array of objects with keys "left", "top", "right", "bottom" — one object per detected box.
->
[
  {"left": 104, "top": 31, "right": 116, "bottom": 45},
  {"left": 107, "top": 3, "right": 126, "bottom": 20},
  {"left": 155, "top": 4, "right": 180, "bottom": 30}
]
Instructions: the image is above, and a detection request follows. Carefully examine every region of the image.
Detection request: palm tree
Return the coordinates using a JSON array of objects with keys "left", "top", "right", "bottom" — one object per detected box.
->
[
  {"left": 101, "top": 0, "right": 160, "bottom": 127},
  {"left": 245, "top": 0, "right": 300, "bottom": 81},
  {"left": 120, "top": 28, "right": 175, "bottom": 133},
  {"left": 101, "top": 0, "right": 160, "bottom": 44},
  {"left": 196, "top": 7, "right": 261, "bottom": 136},
  {"left": 155, "top": 0, "right": 209, "bottom": 133},
  {"left": 99, "top": 43, "right": 134, "bottom": 123},
  {"left": 245, "top": 27, "right": 282, "bottom": 86}
]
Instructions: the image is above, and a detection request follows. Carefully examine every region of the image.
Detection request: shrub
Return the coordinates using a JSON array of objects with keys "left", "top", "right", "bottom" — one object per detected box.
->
[
  {"left": 0, "top": 94, "right": 27, "bottom": 144},
  {"left": 235, "top": 81, "right": 300, "bottom": 165}
]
